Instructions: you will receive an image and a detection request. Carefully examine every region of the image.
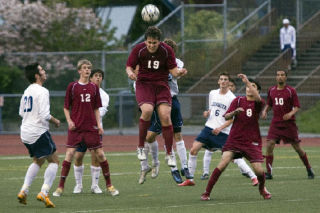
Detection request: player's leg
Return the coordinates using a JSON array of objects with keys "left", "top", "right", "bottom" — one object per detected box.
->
[
  {"left": 201, "top": 151, "right": 234, "bottom": 200},
  {"left": 137, "top": 103, "right": 154, "bottom": 160},
  {"left": 251, "top": 162, "right": 271, "bottom": 199},
  {"left": 157, "top": 103, "right": 176, "bottom": 167},
  {"left": 291, "top": 142, "right": 314, "bottom": 179},
  {"left": 90, "top": 150, "right": 103, "bottom": 193},
  {"left": 201, "top": 150, "right": 213, "bottom": 180},
  {"left": 265, "top": 139, "right": 276, "bottom": 179},
  {"left": 73, "top": 144, "right": 86, "bottom": 194},
  {"left": 139, "top": 142, "right": 151, "bottom": 184},
  {"left": 233, "top": 158, "right": 258, "bottom": 186}
]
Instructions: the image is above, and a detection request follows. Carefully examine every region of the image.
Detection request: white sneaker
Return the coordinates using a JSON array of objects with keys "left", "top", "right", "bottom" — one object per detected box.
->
[
  {"left": 73, "top": 185, "right": 83, "bottom": 194},
  {"left": 52, "top": 187, "right": 63, "bottom": 197},
  {"left": 139, "top": 167, "right": 152, "bottom": 184},
  {"left": 165, "top": 154, "right": 176, "bottom": 167},
  {"left": 151, "top": 161, "right": 160, "bottom": 179},
  {"left": 107, "top": 185, "right": 119, "bottom": 196},
  {"left": 91, "top": 185, "right": 103, "bottom": 194},
  {"left": 137, "top": 147, "right": 147, "bottom": 161}
]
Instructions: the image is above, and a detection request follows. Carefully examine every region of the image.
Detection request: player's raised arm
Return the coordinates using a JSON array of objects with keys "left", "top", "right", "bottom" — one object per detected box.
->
[{"left": 238, "top": 74, "right": 261, "bottom": 102}]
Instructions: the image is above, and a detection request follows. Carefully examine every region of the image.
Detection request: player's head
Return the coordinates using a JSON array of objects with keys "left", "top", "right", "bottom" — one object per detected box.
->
[
  {"left": 144, "top": 26, "right": 162, "bottom": 53},
  {"left": 90, "top": 69, "right": 104, "bottom": 87},
  {"left": 25, "top": 62, "right": 46, "bottom": 84},
  {"left": 218, "top": 72, "right": 230, "bottom": 89},
  {"left": 246, "top": 78, "right": 261, "bottom": 96},
  {"left": 283, "top": 18, "right": 290, "bottom": 28},
  {"left": 163, "top": 38, "right": 177, "bottom": 53},
  {"left": 228, "top": 78, "right": 236, "bottom": 93},
  {"left": 276, "top": 70, "right": 287, "bottom": 86},
  {"left": 77, "top": 59, "right": 92, "bottom": 78}
]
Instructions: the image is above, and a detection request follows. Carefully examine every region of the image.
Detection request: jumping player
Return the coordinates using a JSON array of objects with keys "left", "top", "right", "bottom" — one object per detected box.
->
[
  {"left": 72, "top": 69, "right": 110, "bottom": 194},
  {"left": 53, "top": 59, "right": 118, "bottom": 197},
  {"left": 17, "top": 63, "right": 60, "bottom": 208},
  {"left": 201, "top": 74, "right": 271, "bottom": 201},
  {"left": 138, "top": 38, "right": 191, "bottom": 184},
  {"left": 126, "top": 26, "right": 187, "bottom": 167},
  {"left": 261, "top": 70, "right": 314, "bottom": 179}
]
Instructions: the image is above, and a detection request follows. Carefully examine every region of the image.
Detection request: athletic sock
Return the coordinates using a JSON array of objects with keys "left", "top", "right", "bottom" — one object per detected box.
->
[
  {"left": 21, "top": 163, "right": 40, "bottom": 193},
  {"left": 265, "top": 155, "right": 273, "bottom": 174},
  {"left": 140, "top": 142, "right": 150, "bottom": 171},
  {"left": 205, "top": 168, "right": 222, "bottom": 194},
  {"left": 176, "top": 140, "right": 187, "bottom": 168},
  {"left": 90, "top": 165, "right": 101, "bottom": 187},
  {"left": 257, "top": 173, "right": 266, "bottom": 191},
  {"left": 299, "top": 152, "right": 311, "bottom": 169},
  {"left": 148, "top": 140, "right": 159, "bottom": 166},
  {"left": 162, "top": 125, "right": 174, "bottom": 155},
  {"left": 188, "top": 153, "right": 197, "bottom": 180},
  {"left": 203, "top": 150, "right": 213, "bottom": 174},
  {"left": 58, "top": 160, "right": 71, "bottom": 189},
  {"left": 100, "top": 160, "right": 112, "bottom": 187},
  {"left": 41, "top": 163, "right": 58, "bottom": 195},
  {"left": 233, "top": 158, "right": 256, "bottom": 179},
  {"left": 139, "top": 119, "right": 151, "bottom": 148},
  {"left": 74, "top": 164, "right": 84, "bottom": 187}
]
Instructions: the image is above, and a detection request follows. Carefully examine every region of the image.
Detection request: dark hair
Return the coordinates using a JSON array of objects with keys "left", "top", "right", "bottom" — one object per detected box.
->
[
  {"left": 229, "top": 78, "right": 236, "bottom": 85},
  {"left": 163, "top": 38, "right": 177, "bottom": 53},
  {"left": 144, "top": 26, "right": 162, "bottom": 40},
  {"left": 276, "top": 70, "right": 288, "bottom": 76},
  {"left": 248, "top": 78, "right": 261, "bottom": 91},
  {"left": 218, "top": 72, "right": 230, "bottom": 80},
  {"left": 25, "top": 62, "right": 40, "bottom": 83},
  {"left": 90, "top": 69, "right": 104, "bottom": 79}
]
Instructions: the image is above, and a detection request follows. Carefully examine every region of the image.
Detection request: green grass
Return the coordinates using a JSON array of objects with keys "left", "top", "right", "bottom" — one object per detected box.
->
[
  {"left": 1, "top": 147, "right": 319, "bottom": 213},
  {"left": 297, "top": 101, "right": 320, "bottom": 133}
]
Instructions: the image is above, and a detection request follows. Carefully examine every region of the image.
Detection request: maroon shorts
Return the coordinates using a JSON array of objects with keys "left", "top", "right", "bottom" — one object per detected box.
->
[
  {"left": 67, "top": 130, "right": 102, "bottom": 150},
  {"left": 222, "top": 141, "right": 264, "bottom": 163},
  {"left": 135, "top": 80, "right": 171, "bottom": 107},
  {"left": 267, "top": 121, "right": 300, "bottom": 144}
]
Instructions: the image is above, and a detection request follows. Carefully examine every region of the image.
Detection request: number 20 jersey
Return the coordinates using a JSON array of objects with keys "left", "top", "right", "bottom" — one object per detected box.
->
[
  {"left": 64, "top": 81, "right": 102, "bottom": 132},
  {"left": 205, "top": 89, "right": 236, "bottom": 135}
]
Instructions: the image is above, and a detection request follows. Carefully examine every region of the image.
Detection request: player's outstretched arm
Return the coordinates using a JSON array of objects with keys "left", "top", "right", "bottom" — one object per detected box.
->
[
  {"left": 169, "top": 67, "right": 187, "bottom": 78},
  {"left": 238, "top": 73, "right": 261, "bottom": 102},
  {"left": 225, "top": 107, "right": 244, "bottom": 120}
]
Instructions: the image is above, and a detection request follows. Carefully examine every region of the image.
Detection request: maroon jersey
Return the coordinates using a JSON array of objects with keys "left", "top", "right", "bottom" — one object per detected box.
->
[
  {"left": 267, "top": 85, "right": 300, "bottom": 123},
  {"left": 226, "top": 97, "right": 265, "bottom": 144},
  {"left": 126, "top": 42, "right": 177, "bottom": 82},
  {"left": 64, "top": 82, "right": 102, "bottom": 132}
]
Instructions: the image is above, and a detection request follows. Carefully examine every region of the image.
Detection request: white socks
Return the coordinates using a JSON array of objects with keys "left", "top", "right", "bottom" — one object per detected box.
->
[
  {"left": 140, "top": 142, "right": 150, "bottom": 171},
  {"left": 21, "top": 163, "right": 40, "bottom": 194},
  {"left": 90, "top": 165, "right": 101, "bottom": 187},
  {"left": 176, "top": 140, "right": 187, "bottom": 169},
  {"left": 74, "top": 164, "right": 84, "bottom": 187},
  {"left": 203, "top": 150, "right": 213, "bottom": 174},
  {"left": 188, "top": 153, "right": 197, "bottom": 180},
  {"left": 233, "top": 158, "right": 257, "bottom": 179},
  {"left": 41, "top": 163, "right": 58, "bottom": 195},
  {"left": 148, "top": 140, "right": 159, "bottom": 166}
]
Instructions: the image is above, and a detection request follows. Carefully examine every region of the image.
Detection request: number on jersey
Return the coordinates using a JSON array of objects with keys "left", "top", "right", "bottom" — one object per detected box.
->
[
  {"left": 274, "top": 97, "right": 284, "bottom": 105},
  {"left": 80, "top": 94, "right": 91, "bottom": 102},
  {"left": 148, "top": 60, "right": 160, "bottom": 69},
  {"left": 23, "top": 96, "right": 33, "bottom": 112}
]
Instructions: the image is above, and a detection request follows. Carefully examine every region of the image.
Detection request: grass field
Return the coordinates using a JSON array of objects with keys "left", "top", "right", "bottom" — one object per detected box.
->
[{"left": 1, "top": 147, "right": 319, "bottom": 213}]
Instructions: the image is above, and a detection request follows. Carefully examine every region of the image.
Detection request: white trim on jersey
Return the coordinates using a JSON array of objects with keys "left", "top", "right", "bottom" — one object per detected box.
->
[
  {"left": 205, "top": 89, "right": 236, "bottom": 134},
  {"left": 19, "top": 84, "right": 51, "bottom": 144},
  {"left": 99, "top": 88, "right": 109, "bottom": 128}
]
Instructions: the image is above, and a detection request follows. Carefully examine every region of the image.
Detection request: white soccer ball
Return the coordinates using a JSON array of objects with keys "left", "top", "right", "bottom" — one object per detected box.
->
[{"left": 141, "top": 4, "right": 160, "bottom": 22}]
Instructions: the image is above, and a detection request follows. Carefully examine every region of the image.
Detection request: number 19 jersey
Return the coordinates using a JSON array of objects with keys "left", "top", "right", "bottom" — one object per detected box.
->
[{"left": 205, "top": 89, "right": 236, "bottom": 134}]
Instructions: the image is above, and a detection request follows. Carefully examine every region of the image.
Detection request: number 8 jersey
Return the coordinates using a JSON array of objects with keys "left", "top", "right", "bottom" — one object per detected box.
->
[
  {"left": 19, "top": 84, "right": 51, "bottom": 144},
  {"left": 205, "top": 89, "right": 236, "bottom": 135}
]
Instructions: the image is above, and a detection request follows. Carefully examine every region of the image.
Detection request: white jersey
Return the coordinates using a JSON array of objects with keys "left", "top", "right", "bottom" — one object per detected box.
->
[
  {"left": 168, "top": 58, "right": 183, "bottom": 97},
  {"left": 280, "top": 25, "right": 296, "bottom": 49},
  {"left": 19, "top": 83, "right": 51, "bottom": 144},
  {"left": 205, "top": 89, "right": 236, "bottom": 134},
  {"left": 99, "top": 88, "right": 109, "bottom": 128}
]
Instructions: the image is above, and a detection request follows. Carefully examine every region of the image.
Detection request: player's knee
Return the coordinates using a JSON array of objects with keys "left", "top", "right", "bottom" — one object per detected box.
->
[{"left": 190, "top": 148, "right": 199, "bottom": 156}]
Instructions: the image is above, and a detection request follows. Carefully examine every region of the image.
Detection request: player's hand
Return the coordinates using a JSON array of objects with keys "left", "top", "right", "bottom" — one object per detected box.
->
[
  {"left": 54, "top": 119, "right": 61, "bottom": 128},
  {"left": 238, "top": 74, "right": 249, "bottom": 83},
  {"left": 234, "top": 107, "right": 244, "bottom": 115},
  {"left": 283, "top": 112, "right": 292, "bottom": 120},
  {"left": 98, "top": 127, "right": 104, "bottom": 135},
  {"left": 67, "top": 120, "right": 76, "bottom": 130},
  {"left": 212, "top": 128, "right": 221, "bottom": 135},
  {"left": 127, "top": 70, "right": 137, "bottom": 81},
  {"left": 178, "top": 68, "right": 187, "bottom": 77},
  {"left": 203, "top": 110, "right": 210, "bottom": 118},
  {"left": 261, "top": 111, "right": 267, "bottom": 120}
]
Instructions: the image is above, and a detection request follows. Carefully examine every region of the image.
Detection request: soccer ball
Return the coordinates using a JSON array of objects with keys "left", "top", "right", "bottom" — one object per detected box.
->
[{"left": 141, "top": 4, "right": 160, "bottom": 22}]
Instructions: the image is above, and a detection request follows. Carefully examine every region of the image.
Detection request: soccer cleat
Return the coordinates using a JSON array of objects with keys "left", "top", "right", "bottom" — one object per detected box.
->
[
  {"left": 171, "top": 170, "right": 183, "bottom": 183},
  {"left": 165, "top": 154, "right": 176, "bottom": 167},
  {"left": 73, "top": 185, "right": 83, "bottom": 194},
  {"left": 91, "top": 185, "right": 103, "bottom": 194},
  {"left": 139, "top": 167, "right": 152, "bottom": 184},
  {"left": 259, "top": 187, "right": 272, "bottom": 200},
  {"left": 52, "top": 187, "right": 63, "bottom": 197},
  {"left": 178, "top": 179, "right": 195, "bottom": 186},
  {"left": 37, "top": 192, "right": 55, "bottom": 208},
  {"left": 136, "top": 147, "right": 147, "bottom": 161},
  {"left": 200, "top": 192, "right": 211, "bottom": 201},
  {"left": 307, "top": 168, "right": 315, "bottom": 179},
  {"left": 151, "top": 161, "right": 160, "bottom": 179},
  {"left": 182, "top": 168, "right": 192, "bottom": 179},
  {"left": 107, "top": 185, "right": 119, "bottom": 196},
  {"left": 251, "top": 177, "right": 259, "bottom": 186},
  {"left": 17, "top": 191, "right": 27, "bottom": 205},
  {"left": 265, "top": 172, "right": 273, "bottom": 180},
  {"left": 200, "top": 173, "right": 209, "bottom": 180}
]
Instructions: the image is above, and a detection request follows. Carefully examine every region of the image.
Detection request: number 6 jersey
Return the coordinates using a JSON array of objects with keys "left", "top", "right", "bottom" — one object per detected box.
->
[
  {"left": 19, "top": 83, "right": 51, "bottom": 144},
  {"left": 205, "top": 89, "right": 236, "bottom": 135}
]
